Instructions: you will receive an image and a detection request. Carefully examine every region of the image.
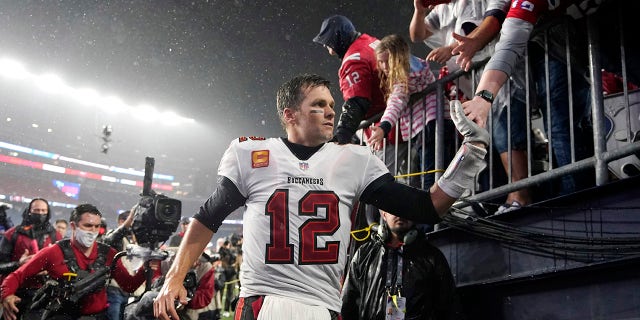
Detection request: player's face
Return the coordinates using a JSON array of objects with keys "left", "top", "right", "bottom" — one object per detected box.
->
[
  {"left": 377, "top": 50, "right": 390, "bottom": 76},
  {"left": 288, "top": 85, "right": 335, "bottom": 146}
]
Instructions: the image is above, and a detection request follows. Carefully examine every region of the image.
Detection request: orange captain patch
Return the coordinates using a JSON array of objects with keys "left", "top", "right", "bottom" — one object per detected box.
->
[{"left": 252, "top": 150, "right": 269, "bottom": 168}]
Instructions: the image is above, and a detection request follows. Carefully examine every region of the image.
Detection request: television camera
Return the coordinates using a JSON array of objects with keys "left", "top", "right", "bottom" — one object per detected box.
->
[{"left": 131, "top": 157, "right": 182, "bottom": 248}]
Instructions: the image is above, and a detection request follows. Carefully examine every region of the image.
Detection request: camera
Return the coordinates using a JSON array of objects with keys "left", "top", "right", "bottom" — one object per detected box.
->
[{"left": 131, "top": 193, "right": 182, "bottom": 247}]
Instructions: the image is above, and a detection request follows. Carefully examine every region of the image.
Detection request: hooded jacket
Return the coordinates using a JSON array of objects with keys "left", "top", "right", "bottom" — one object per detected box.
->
[
  {"left": 313, "top": 15, "right": 392, "bottom": 144},
  {"left": 0, "top": 199, "right": 61, "bottom": 289},
  {"left": 341, "top": 230, "right": 464, "bottom": 320},
  {"left": 313, "top": 15, "right": 360, "bottom": 59}
]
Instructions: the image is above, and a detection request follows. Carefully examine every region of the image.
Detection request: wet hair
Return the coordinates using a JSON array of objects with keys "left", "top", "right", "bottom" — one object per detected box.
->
[
  {"left": 69, "top": 204, "right": 102, "bottom": 223},
  {"left": 375, "top": 34, "right": 411, "bottom": 100},
  {"left": 276, "top": 74, "right": 331, "bottom": 130}
]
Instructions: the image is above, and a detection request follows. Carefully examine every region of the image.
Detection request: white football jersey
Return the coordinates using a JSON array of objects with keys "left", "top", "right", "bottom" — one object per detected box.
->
[{"left": 218, "top": 137, "right": 388, "bottom": 312}]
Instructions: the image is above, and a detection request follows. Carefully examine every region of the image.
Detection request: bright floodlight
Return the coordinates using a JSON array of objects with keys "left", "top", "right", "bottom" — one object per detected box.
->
[
  {"left": 159, "top": 111, "right": 180, "bottom": 125},
  {"left": 1, "top": 57, "right": 195, "bottom": 125},
  {"left": 73, "top": 87, "right": 100, "bottom": 106},
  {"left": 99, "top": 95, "right": 128, "bottom": 114},
  {"left": 35, "top": 73, "right": 70, "bottom": 94},
  {"left": 132, "top": 104, "right": 159, "bottom": 122},
  {"left": 0, "top": 58, "right": 29, "bottom": 80}
]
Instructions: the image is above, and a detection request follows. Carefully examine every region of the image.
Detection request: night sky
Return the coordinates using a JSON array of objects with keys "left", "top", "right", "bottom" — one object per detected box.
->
[{"left": 0, "top": 0, "right": 430, "bottom": 197}]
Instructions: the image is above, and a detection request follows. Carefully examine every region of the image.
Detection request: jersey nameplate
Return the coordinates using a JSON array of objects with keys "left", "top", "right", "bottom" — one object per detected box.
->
[{"left": 238, "top": 136, "right": 266, "bottom": 142}]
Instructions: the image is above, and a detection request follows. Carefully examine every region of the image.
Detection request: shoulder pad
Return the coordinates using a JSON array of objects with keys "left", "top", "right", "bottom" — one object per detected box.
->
[{"left": 238, "top": 136, "right": 266, "bottom": 142}]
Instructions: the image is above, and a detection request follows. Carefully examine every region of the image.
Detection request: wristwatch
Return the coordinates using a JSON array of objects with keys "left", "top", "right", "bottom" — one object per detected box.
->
[{"left": 475, "top": 90, "right": 495, "bottom": 103}]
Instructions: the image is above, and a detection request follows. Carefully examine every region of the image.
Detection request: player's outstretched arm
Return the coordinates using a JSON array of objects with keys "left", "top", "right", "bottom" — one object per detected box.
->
[
  {"left": 154, "top": 219, "right": 213, "bottom": 320},
  {"left": 436, "top": 100, "right": 489, "bottom": 201}
]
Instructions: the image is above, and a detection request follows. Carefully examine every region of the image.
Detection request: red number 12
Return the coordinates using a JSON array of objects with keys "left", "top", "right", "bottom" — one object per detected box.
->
[{"left": 265, "top": 189, "right": 340, "bottom": 265}]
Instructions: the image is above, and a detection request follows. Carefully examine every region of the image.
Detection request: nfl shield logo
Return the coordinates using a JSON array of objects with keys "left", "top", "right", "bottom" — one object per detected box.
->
[{"left": 299, "top": 162, "right": 309, "bottom": 171}]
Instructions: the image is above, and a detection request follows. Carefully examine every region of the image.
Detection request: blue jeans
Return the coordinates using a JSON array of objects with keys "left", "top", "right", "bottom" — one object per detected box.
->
[
  {"left": 493, "top": 87, "right": 528, "bottom": 154},
  {"left": 532, "top": 50, "right": 592, "bottom": 194},
  {"left": 106, "top": 286, "right": 129, "bottom": 320}
]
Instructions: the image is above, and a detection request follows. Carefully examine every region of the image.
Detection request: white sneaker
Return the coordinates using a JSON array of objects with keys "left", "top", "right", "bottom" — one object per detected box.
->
[{"left": 496, "top": 201, "right": 522, "bottom": 214}]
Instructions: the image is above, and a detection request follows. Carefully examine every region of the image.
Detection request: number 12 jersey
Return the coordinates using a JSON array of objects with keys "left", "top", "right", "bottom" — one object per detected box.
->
[{"left": 218, "top": 137, "right": 388, "bottom": 312}]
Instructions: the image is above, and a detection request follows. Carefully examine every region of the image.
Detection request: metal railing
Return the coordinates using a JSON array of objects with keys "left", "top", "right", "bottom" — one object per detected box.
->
[{"left": 359, "top": 4, "right": 640, "bottom": 211}]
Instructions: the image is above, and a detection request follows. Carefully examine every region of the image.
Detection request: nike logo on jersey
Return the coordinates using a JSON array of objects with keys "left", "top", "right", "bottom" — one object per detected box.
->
[{"left": 251, "top": 150, "right": 269, "bottom": 168}]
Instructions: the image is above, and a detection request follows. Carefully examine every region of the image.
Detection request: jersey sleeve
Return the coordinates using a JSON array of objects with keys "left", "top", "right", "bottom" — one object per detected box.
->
[
  {"left": 486, "top": 0, "right": 511, "bottom": 15},
  {"left": 339, "top": 53, "right": 376, "bottom": 101},
  {"left": 361, "top": 151, "right": 391, "bottom": 194},
  {"left": 485, "top": 0, "right": 546, "bottom": 77},
  {"left": 217, "top": 139, "right": 246, "bottom": 197},
  {"left": 506, "top": 0, "right": 548, "bottom": 23}
]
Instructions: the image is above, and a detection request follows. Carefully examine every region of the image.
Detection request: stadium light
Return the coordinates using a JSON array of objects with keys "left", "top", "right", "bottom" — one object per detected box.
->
[
  {"left": 0, "top": 56, "right": 196, "bottom": 124},
  {"left": 35, "top": 73, "right": 70, "bottom": 94},
  {"left": 0, "top": 58, "right": 29, "bottom": 80}
]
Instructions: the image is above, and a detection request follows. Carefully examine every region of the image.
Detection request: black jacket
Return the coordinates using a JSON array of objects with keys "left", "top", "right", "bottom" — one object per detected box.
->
[{"left": 341, "top": 231, "right": 464, "bottom": 320}]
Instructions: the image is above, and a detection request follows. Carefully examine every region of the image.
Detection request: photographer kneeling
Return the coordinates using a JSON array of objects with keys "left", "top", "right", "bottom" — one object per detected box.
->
[{"left": 0, "top": 204, "right": 156, "bottom": 320}]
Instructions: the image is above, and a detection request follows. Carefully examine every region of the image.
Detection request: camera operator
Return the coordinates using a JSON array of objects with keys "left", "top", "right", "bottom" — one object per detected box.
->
[
  {"left": 0, "top": 198, "right": 62, "bottom": 319},
  {"left": 0, "top": 204, "right": 153, "bottom": 320},
  {"left": 124, "top": 250, "right": 217, "bottom": 320}
]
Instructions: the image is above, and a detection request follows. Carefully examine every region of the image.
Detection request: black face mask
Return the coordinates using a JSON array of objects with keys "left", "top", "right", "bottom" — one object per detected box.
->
[{"left": 29, "top": 213, "right": 48, "bottom": 226}]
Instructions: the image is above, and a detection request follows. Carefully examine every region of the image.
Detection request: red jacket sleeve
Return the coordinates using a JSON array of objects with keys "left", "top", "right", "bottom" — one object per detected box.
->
[
  {"left": 1, "top": 245, "right": 61, "bottom": 299},
  {"left": 188, "top": 268, "right": 216, "bottom": 309},
  {"left": 506, "top": 0, "right": 548, "bottom": 23}
]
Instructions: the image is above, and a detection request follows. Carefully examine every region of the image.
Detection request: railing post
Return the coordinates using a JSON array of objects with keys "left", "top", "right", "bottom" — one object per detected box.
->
[
  {"left": 586, "top": 15, "right": 609, "bottom": 186},
  {"left": 435, "top": 84, "right": 445, "bottom": 182}
]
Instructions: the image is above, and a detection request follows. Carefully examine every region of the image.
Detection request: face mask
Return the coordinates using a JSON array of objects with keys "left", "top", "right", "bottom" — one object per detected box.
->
[
  {"left": 29, "top": 214, "right": 48, "bottom": 226},
  {"left": 74, "top": 228, "right": 99, "bottom": 248}
]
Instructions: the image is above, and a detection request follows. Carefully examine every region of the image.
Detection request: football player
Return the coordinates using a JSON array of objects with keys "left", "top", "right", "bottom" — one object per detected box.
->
[{"left": 154, "top": 74, "right": 488, "bottom": 320}]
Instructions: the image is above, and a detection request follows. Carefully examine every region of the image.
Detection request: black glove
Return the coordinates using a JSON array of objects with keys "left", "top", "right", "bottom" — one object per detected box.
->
[{"left": 334, "top": 97, "right": 370, "bottom": 144}]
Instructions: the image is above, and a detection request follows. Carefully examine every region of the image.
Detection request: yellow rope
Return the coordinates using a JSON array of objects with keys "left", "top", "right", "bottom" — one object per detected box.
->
[{"left": 394, "top": 169, "right": 444, "bottom": 179}]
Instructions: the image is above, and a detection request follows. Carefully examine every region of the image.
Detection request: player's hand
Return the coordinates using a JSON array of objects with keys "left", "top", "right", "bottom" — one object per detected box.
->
[
  {"left": 427, "top": 46, "right": 454, "bottom": 65},
  {"left": 153, "top": 275, "right": 189, "bottom": 320},
  {"left": 451, "top": 32, "right": 483, "bottom": 72},
  {"left": 2, "top": 295, "right": 22, "bottom": 320},
  {"left": 366, "top": 126, "right": 385, "bottom": 151},
  {"left": 451, "top": 100, "right": 489, "bottom": 146}
]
